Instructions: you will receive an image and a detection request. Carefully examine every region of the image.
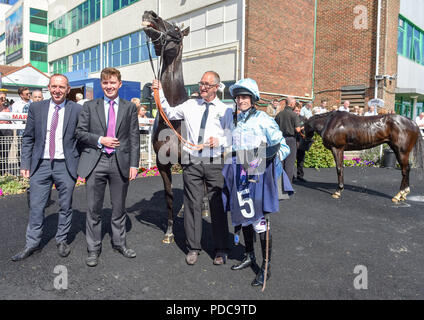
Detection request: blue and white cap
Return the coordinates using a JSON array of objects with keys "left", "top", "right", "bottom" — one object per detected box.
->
[{"left": 229, "top": 78, "right": 260, "bottom": 102}]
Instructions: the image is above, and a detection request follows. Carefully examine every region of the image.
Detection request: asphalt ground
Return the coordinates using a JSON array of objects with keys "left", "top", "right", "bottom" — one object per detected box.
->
[{"left": 1, "top": 167, "right": 424, "bottom": 301}]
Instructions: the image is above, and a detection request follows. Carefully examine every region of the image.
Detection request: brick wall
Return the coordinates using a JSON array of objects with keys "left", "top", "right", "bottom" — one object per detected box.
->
[
  {"left": 314, "top": 0, "right": 399, "bottom": 110},
  {"left": 245, "top": 0, "right": 315, "bottom": 100}
]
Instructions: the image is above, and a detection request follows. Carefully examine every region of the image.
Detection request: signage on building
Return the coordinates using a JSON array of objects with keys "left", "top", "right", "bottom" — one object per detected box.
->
[{"left": 5, "top": 6, "right": 23, "bottom": 64}]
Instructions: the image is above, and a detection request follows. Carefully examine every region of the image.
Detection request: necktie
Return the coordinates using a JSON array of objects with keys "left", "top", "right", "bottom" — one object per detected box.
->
[
  {"left": 197, "top": 102, "right": 210, "bottom": 145},
  {"left": 105, "top": 100, "right": 116, "bottom": 154},
  {"left": 49, "top": 105, "right": 60, "bottom": 161}
]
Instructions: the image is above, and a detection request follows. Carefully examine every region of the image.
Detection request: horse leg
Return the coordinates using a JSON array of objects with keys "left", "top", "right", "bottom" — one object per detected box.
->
[
  {"left": 391, "top": 149, "right": 411, "bottom": 203},
  {"left": 158, "top": 163, "right": 175, "bottom": 243},
  {"left": 331, "top": 148, "right": 344, "bottom": 199}
]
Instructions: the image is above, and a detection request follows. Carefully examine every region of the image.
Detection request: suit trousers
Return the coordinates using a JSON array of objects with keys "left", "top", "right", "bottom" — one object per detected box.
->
[
  {"left": 182, "top": 160, "right": 229, "bottom": 253},
  {"left": 85, "top": 153, "right": 129, "bottom": 252},
  {"left": 26, "top": 159, "right": 75, "bottom": 248},
  {"left": 282, "top": 136, "right": 297, "bottom": 184}
]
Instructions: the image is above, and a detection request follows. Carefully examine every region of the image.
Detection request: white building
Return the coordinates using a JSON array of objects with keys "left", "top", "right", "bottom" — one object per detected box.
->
[
  {"left": 396, "top": 0, "right": 424, "bottom": 117},
  {"left": 47, "top": 0, "right": 243, "bottom": 101}
]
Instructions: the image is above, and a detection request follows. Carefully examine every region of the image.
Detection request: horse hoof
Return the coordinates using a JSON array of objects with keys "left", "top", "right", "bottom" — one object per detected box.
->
[
  {"left": 177, "top": 211, "right": 184, "bottom": 218},
  {"left": 202, "top": 210, "right": 210, "bottom": 218},
  {"left": 162, "top": 234, "right": 174, "bottom": 244},
  {"left": 332, "top": 192, "right": 341, "bottom": 199},
  {"left": 392, "top": 197, "right": 400, "bottom": 203}
]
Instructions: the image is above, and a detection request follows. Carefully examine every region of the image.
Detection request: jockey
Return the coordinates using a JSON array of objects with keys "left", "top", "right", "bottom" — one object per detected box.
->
[{"left": 222, "top": 78, "right": 292, "bottom": 287}]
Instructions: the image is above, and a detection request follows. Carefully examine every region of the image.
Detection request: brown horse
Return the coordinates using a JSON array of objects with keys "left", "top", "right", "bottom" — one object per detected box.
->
[
  {"left": 142, "top": 11, "right": 210, "bottom": 243},
  {"left": 303, "top": 111, "right": 424, "bottom": 202}
]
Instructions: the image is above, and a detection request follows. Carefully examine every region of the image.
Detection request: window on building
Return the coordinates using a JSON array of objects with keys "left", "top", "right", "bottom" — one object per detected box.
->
[
  {"left": 102, "top": 31, "right": 156, "bottom": 68},
  {"left": 49, "top": 0, "right": 101, "bottom": 43},
  {"left": 103, "top": 0, "right": 139, "bottom": 17},
  {"left": 50, "top": 57, "right": 68, "bottom": 74},
  {"left": 0, "top": 33, "right": 5, "bottom": 43},
  {"left": 72, "top": 45, "right": 100, "bottom": 73},
  {"left": 30, "top": 41, "right": 48, "bottom": 72},
  {"left": 397, "top": 15, "right": 424, "bottom": 66},
  {"left": 397, "top": 18, "right": 405, "bottom": 55},
  {"left": 30, "top": 8, "right": 47, "bottom": 34}
]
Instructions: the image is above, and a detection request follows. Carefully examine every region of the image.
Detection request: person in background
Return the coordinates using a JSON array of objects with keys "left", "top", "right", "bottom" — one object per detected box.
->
[
  {"left": 12, "top": 87, "right": 32, "bottom": 114},
  {"left": 275, "top": 96, "right": 301, "bottom": 186},
  {"left": 300, "top": 102, "right": 313, "bottom": 119},
  {"left": 265, "top": 99, "right": 282, "bottom": 118},
  {"left": 364, "top": 105, "right": 377, "bottom": 116},
  {"left": 75, "top": 93, "right": 84, "bottom": 104},
  {"left": 0, "top": 91, "right": 13, "bottom": 175},
  {"left": 339, "top": 100, "right": 350, "bottom": 112},
  {"left": 313, "top": 99, "right": 328, "bottom": 115},
  {"left": 331, "top": 105, "right": 338, "bottom": 112},
  {"left": 352, "top": 105, "right": 360, "bottom": 115},
  {"left": 31, "top": 89, "right": 44, "bottom": 102},
  {"left": 415, "top": 112, "right": 424, "bottom": 136},
  {"left": 293, "top": 104, "right": 307, "bottom": 182}
]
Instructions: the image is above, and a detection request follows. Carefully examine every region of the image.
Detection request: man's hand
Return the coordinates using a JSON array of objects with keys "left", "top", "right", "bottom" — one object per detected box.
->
[
  {"left": 151, "top": 79, "right": 162, "bottom": 90},
  {"left": 129, "top": 167, "right": 138, "bottom": 181},
  {"left": 204, "top": 137, "right": 219, "bottom": 148},
  {"left": 100, "top": 137, "right": 120, "bottom": 148},
  {"left": 20, "top": 169, "right": 30, "bottom": 179}
]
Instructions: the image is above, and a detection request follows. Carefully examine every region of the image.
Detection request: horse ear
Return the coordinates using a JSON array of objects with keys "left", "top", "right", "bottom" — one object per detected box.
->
[{"left": 182, "top": 26, "right": 190, "bottom": 37}]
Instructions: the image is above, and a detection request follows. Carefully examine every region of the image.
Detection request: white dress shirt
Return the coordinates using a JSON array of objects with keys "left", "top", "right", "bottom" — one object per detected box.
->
[
  {"left": 158, "top": 90, "right": 233, "bottom": 157},
  {"left": 43, "top": 100, "right": 66, "bottom": 159}
]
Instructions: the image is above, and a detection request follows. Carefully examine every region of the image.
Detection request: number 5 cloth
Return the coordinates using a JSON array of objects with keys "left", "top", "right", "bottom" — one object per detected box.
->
[{"left": 222, "top": 156, "right": 293, "bottom": 227}]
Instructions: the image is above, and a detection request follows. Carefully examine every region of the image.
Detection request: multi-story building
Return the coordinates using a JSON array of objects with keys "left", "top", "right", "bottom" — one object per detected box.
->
[
  {"left": 396, "top": 0, "right": 424, "bottom": 118},
  {"left": 1, "top": 0, "right": 423, "bottom": 118},
  {"left": 0, "top": 0, "right": 49, "bottom": 73}
]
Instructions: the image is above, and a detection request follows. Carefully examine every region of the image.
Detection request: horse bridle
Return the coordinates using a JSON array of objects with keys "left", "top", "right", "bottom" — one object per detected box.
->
[{"left": 143, "top": 22, "right": 183, "bottom": 80}]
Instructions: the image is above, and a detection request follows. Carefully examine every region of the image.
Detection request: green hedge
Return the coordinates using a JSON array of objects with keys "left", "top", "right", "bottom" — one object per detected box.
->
[{"left": 303, "top": 133, "right": 335, "bottom": 168}]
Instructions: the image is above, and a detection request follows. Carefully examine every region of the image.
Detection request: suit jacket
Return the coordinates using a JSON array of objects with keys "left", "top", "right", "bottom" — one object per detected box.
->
[
  {"left": 75, "top": 98, "right": 140, "bottom": 179},
  {"left": 21, "top": 99, "right": 82, "bottom": 179}
]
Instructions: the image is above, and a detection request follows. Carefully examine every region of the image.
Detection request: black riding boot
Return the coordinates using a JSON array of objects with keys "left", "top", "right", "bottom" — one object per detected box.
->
[
  {"left": 251, "top": 232, "right": 272, "bottom": 287},
  {"left": 231, "top": 225, "right": 255, "bottom": 270}
]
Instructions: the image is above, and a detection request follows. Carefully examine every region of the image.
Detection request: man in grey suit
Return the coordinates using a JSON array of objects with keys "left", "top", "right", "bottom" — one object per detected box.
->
[
  {"left": 12, "top": 74, "right": 82, "bottom": 261},
  {"left": 76, "top": 67, "right": 140, "bottom": 267}
]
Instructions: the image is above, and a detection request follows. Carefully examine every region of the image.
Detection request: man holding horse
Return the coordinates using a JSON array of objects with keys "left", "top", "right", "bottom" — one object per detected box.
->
[{"left": 152, "top": 71, "right": 232, "bottom": 266}]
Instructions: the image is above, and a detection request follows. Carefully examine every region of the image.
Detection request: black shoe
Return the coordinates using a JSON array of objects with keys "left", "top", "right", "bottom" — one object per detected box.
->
[
  {"left": 57, "top": 242, "right": 71, "bottom": 258},
  {"left": 251, "top": 263, "right": 271, "bottom": 287},
  {"left": 11, "top": 246, "right": 41, "bottom": 262},
  {"left": 86, "top": 250, "right": 100, "bottom": 267},
  {"left": 112, "top": 245, "right": 136, "bottom": 258},
  {"left": 231, "top": 252, "right": 255, "bottom": 270}
]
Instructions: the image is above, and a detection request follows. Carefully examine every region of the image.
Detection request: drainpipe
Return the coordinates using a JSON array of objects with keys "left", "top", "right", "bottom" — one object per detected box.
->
[
  {"left": 311, "top": 0, "right": 317, "bottom": 101},
  {"left": 374, "top": 0, "right": 382, "bottom": 99},
  {"left": 240, "top": 0, "right": 246, "bottom": 79}
]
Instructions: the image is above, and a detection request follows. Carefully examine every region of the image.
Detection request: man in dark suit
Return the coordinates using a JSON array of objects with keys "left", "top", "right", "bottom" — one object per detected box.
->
[
  {"left": 12, "top": 74, "right": 82, "bottom": 261},
  {"left": 75, "top": 67, "right": 140, "bottom": 267}
]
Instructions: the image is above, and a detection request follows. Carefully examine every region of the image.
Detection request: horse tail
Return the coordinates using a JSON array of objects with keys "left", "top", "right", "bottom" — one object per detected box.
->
[{"left": 412, "top": 133, "right": 424, "bottom": 171}]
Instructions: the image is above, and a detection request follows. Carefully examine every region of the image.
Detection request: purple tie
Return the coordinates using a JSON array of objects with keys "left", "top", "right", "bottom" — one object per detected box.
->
[
  {"left": 49, "top": 105, "right": 60, "bottom": 161},
  {"left": 105, "top": 100, "right": 116, "bottom": 154}
]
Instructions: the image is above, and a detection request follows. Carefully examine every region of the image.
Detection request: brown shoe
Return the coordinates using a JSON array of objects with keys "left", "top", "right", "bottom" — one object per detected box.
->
[
  {"left": 213, "top": 252, "right": 227, "bottom": 265},
  {"left": 185, "top": 251, "right": 199, "bottom": 265}
]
